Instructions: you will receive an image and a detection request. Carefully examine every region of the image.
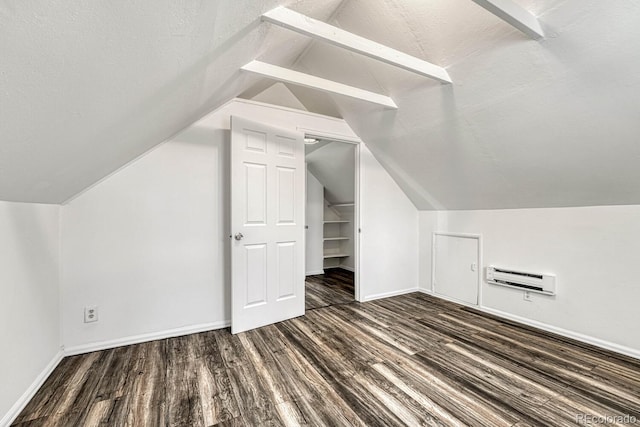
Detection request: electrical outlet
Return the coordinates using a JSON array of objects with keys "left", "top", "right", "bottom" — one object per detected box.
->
[
  {"left": 523, "top": 291, "right": 532, "bottom": 302},
  {"left": 84, "top": 306, "right": 98, "bottom": 323}
]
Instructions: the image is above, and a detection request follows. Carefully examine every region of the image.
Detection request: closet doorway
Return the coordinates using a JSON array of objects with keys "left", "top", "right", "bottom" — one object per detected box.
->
[{"left": 304, "top": 136, "right": 359, "bottom": 310}]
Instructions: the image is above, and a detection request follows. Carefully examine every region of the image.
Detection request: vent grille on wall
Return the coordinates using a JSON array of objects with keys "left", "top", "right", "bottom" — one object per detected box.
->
[{"left": 486, "top": 266, "right": 556, "bottom": 295}]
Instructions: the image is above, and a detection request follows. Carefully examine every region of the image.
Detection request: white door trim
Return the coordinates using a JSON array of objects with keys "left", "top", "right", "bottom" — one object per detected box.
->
[
  {"left": 354, "top": 143, "right": 361, "bottom": 302},
  {"left": 300, "top": 129, "right": 362, "bottom": 302},
  {"left": 431, "top": 232, "right": 483, "bottom": 306}
]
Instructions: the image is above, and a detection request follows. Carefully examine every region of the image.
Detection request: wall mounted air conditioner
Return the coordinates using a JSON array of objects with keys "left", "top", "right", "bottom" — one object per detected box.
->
[{"left": 486, "top": 266, "right": 556, "bottom": 295}]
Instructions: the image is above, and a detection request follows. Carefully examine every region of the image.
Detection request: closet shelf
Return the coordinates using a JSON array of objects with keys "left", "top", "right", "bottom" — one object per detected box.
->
[
  {"left": 323, "top": 253, "right": 350, "bottom": 259},
  {"left": 324, "top": 237, "right": 349, "bottom": 241},
  {"left": 323, "top": 220, "right": 349, "bottom": 224},
  {"left": 328, "top": 202, "right": 355, "bottom": 207}
]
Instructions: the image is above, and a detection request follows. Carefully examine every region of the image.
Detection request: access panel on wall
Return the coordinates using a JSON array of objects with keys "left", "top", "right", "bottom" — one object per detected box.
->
[
  {"left": 230, "top": 116, "right": 305, "bottom": 334},
  {"left": 433, "top": 233, "right": 480, "bottom": 306}
]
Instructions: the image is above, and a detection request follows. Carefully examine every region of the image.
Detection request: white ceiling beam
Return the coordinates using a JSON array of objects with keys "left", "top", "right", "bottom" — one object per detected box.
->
[
  {"left": 262, "top": 7, "right": 451, "bottom": 84},
  {"left": 470, "top": 0, "right": 544, "bottom": 39},
  {"left": 240, "top": 61, "right": 398, "bottom": 109}
]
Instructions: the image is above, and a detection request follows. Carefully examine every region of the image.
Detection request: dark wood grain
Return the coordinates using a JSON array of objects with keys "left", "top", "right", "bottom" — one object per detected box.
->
[
  {"left": 13, "top": 289, "right": 640, "bottom": 427},
  {"left": 305, "top": 268, "right": 354, "bottom": 310}
]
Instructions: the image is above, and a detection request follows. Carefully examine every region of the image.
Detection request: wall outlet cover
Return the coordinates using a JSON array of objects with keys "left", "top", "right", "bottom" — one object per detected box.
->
[{"left": 84, "top": 306, "right": 98, "bottom": 323}]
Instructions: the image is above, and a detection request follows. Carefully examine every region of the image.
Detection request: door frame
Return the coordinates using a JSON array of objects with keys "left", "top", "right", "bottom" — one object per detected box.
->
[
  {"left": 301, "top": 131, "right": 362, "bottom": 303},
  {"left": 431, "top": 232, "right": 483, "bottom": 306}
]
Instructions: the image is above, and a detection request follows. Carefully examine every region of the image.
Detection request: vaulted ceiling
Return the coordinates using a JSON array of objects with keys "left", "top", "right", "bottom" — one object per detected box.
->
[{"left": 2, "top": 1, "right": 640, "bottom": 209}]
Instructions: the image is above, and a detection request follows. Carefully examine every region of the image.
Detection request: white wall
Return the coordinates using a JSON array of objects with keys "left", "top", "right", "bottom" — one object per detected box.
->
[
  {"left": 360, "top": 144, "right": 419, "bottom": 300},
  {"left": 62, "top": 99, "right": 417, "bottom": 351},
  {"left": 0, "top": 201, "right": 60, "bottom": 425},
  {"left": 61, "top": 130, "right": 226, "bottom": 351},
  {"left": 420, "top": 205, "right": 640, "bottom": 357},
  {"left": 305, "top": 170, "right": 324, "bottom": 275},
  {"left": 61, "top": 99, "right": 420, "bottom": 350}
]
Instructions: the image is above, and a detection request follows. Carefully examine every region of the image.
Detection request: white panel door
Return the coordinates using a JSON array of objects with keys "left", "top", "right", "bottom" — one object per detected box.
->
[
  {"left": 434, "top": 234, "right": 479, "bottom": 305},
  {"left": 231, "top": 116, "right": 305, "bottom": 334}
]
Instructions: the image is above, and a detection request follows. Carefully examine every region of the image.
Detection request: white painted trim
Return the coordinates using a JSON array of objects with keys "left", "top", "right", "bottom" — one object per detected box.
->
[
  {"left": 431, "top": 232, "right": 483, "bottom": 306},
  {"left": 470, "top": 0, "right": 544, "bottom": 39},
  {"left": 353, "top": 142, "right": 361, "bottom": 302},
  {"left": 262, "top": 7, "right": 452, "bottom": 83},
  {"left": 303, "top": 134, "right": 361, "bottom": 302},
  {"left": 306, "top": 269, "right": 325, "bottom": 276},
  {"left": 480, "top": 306, "right": 640, "bottom": 360},
  {"left": 299, "top": 129, "right": 362, "bottom": 145},
  {"left": 418, "top": 290, "right": 640, "bottom": 361},
  {"left": 241, "top": 61, "right": 398, "bottom": 109},
  {"left": 419, "top": 288, "right": 472, "bottom": 307},
  {"left": 363, "top": 287, "right": 418, "bottom": 302},
  {"left": 1, "top": 351, "right": 64, "bottom": 427},
  {"left": 337, "top": 265, "right": 355, "bottom": 273},
  {"left": 433, "top": 231, "right": 482, "bottom": 239},
  {"left": 63, "top": 321, "right": 230, "bottom": 356}
]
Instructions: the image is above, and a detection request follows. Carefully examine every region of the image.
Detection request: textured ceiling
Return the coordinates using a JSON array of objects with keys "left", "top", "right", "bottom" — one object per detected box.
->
[
  {"left": 289, "top": 0, "right": 640, "bottom": 209},
  {"left": 3, "top": 0, "right": 640, "bottom": 209},
  {"left": 306, "top": 141, "right": 355, "bottom": 205},
  {"left": 0, "top": 0, "right": 345, "bottom": 203}
]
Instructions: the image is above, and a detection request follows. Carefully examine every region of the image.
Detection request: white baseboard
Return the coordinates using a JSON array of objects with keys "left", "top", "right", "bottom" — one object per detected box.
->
[
  {"left": 1, "top": 322, "right": 231, "bottom": 426},
  {"left": 1, "top": 350, "right": 64, "bottom": 427},
  {"left": 419, "top": 288, "right": 480, "bottom": 307},
  {"left": 63, "top": 320, "right": 230, "bottom": 356},
  {"left": 480, "top": 307, "right": 640, "bottom": 360},
  {"left": 336, "top": 265, "right": 355, "bottom": 272},
  {"left": 305, "top": 270, "right": 325, "bottom": 276},
  {"left": 363, "top": 287, "right": 418, "bottom": 302},
  {"left": 418, "top": 290, "right": 640, "bottom": 361}
]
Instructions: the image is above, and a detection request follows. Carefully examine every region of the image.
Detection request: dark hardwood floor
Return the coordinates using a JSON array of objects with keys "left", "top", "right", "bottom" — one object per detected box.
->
[
  {"left": 305, "top": 268, "right": 354, "bottom": 310},
  {"left": 13, "top": 292, "right": 640, "bottom": 426}
]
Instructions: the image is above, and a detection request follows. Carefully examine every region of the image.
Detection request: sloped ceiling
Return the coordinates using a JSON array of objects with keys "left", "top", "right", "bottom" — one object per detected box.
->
[
  {"left": 251, "top": 82, "right": 308, "bottom": 112},
  {"left": 0, "top": 0, "right": 345, "bottom": 203},
  {"left": 291, "top": 0, "right": 640, "bottom": 209},
  {"left": 306, "top": 142, "right": 355, "bottom": 204},
  {"left": 3, "top": 0, "right": 640, "bottom": 209}
]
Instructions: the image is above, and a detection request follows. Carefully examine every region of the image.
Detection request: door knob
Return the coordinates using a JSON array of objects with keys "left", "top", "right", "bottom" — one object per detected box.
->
[{"left": 234, "top": 232, "right": 244, "bottom": 241}]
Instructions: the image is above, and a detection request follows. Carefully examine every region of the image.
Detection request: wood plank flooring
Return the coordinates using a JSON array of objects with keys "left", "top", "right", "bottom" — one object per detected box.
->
[
  {"left": 13, "top": 293, "right": 640, "bottom": 426},
  {"left": 305, "top": 268, "right": 354, "bottom": 310}
]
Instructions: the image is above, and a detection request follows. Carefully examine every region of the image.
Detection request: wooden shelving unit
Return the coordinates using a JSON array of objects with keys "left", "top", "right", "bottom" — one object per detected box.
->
[
  {"left": 323, "top": 216, "right": 351, "bottom": 269},
  {"left": 323, "top": 253, "right": 349, "bottom": 259}
]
